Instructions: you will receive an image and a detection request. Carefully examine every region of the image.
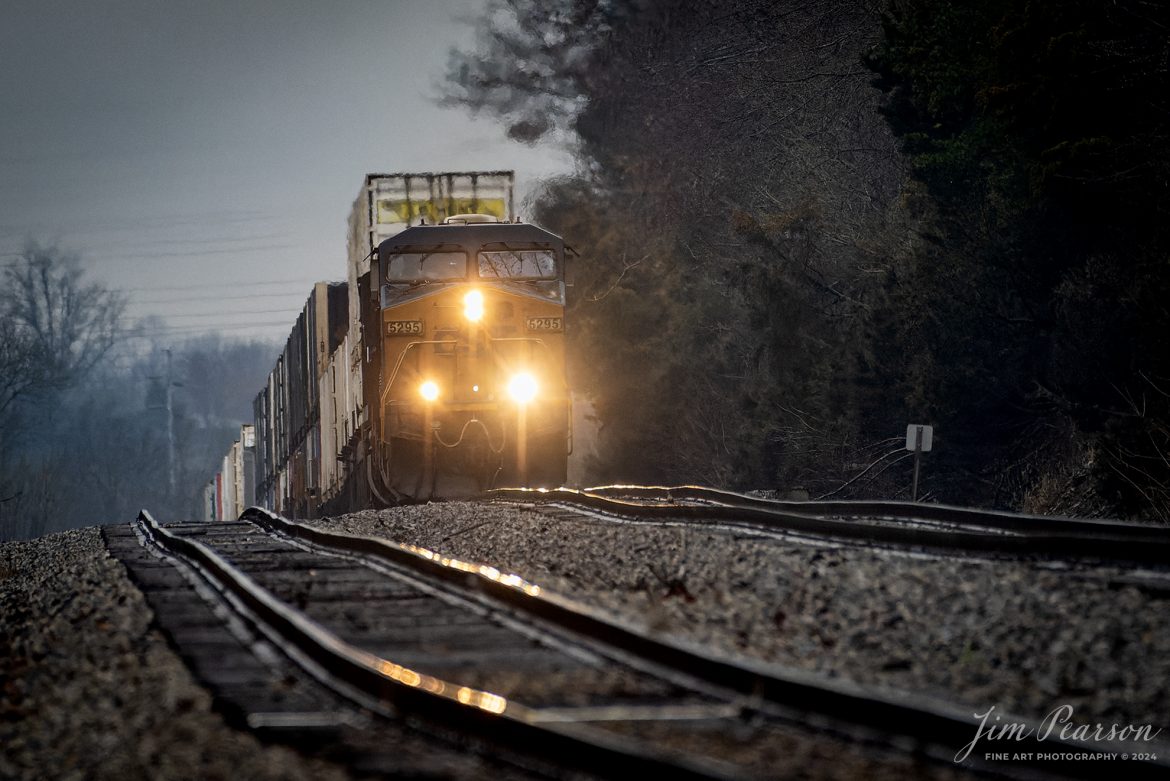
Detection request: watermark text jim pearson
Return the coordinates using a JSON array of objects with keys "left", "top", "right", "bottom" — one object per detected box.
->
[{"left": 956, "top": 705, "right": 1162, "bottom": 763}]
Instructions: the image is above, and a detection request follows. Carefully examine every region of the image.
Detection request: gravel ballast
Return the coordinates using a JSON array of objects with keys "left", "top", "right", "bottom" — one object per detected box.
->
[
  {"left": 312, "top": 502, "right": 1170, "bottom": 734},
  {"left": 0, "top": 527, "right": 351, "bottom": 781}
]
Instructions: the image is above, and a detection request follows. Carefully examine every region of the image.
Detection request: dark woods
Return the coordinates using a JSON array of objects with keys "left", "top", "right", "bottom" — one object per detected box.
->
[
  {"left": 867, "top": 0, "right": 1170, "bottom": 518},
  {"left": 447, "top": 0, "right": 1170, "bottom": 520}
]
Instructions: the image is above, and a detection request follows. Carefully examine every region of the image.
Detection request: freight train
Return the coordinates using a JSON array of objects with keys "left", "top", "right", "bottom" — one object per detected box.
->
[{"left": 204, "top": 172, "right": 570, "bottom": 520}]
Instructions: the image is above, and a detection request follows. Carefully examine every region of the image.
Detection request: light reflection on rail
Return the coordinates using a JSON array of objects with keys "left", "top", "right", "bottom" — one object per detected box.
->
[
  {"left": 408, "top": 545, "right": 543, "bottom": 598},
  {"left": 372, "top": 658, "right": 509, "bottom": 714}
]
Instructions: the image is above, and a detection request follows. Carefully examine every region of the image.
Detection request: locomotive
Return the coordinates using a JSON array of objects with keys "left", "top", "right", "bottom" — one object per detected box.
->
[
  {"left": 368, "top": 215, "right": 568, "bottom": 501},
  {"left": 206, "top": 172, "right": 570, "bottom": 520}
]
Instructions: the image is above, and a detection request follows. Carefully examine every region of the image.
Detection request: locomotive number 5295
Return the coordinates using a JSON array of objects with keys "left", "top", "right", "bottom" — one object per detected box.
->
[
  {"left": 526, "top": 316, "right": 562, "bottom": 332},
  {"left": 387, "top": 320, "right": 424, "bottom": 336}
]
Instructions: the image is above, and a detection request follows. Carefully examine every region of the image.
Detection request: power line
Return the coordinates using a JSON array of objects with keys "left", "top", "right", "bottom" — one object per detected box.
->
[
  {"left": 88, "top": 233, "right": 287, "bottom": 250},
  {"left": 121, "top": 307, "right": 302, "bottom": 320},
  {"left": 3, "top": 266, "right": 327, "bottom": 292},
  {"left": 125, "top": 320, "right": 294, "bottom": 334},
  {"left": 121, "top": 279, "right": 327, "bottom": 293},
  {"left": 0, "top": 211, "right": 279, "bottom": 237},
  {"left": 89, "top": 244, "right": 297, "bottom": 260},
  {"left": 129, "top": 291, "right": 313, "bottom": 305}
]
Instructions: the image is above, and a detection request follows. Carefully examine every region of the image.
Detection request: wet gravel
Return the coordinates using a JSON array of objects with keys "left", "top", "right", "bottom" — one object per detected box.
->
[
  {"left": 0, "top": 527, "right": 352, "bottom": 781},
  {"left": 313, "top": 502, "right": 1170, "bottom": 733}
]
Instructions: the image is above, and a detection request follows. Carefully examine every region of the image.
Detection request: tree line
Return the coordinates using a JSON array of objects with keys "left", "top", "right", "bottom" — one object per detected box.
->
[
  {"left": 1, "top": 244, "right": 277, "bottom": 540},
  {"left": 446, "top": 0, "right": 1170, "bottom": 520}
]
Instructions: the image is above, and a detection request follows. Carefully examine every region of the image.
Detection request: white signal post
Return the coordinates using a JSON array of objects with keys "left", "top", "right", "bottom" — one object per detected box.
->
[{"left": 906, "top": 424, "right": 934, "bottom": 501}]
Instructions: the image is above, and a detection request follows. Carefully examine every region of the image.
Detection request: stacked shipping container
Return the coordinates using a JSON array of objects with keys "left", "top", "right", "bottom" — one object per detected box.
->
[
  {"left": 204, "top": 172, "right": 514, "bottom": 520},
  {"left": 202, "top": 424, "right": 255, "bottom": 522},
  {"left": 248, "top": 282, "right": 348, "bottom": 517}
]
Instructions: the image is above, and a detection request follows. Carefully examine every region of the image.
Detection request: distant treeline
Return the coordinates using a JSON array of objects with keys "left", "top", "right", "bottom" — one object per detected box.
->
[
  {"left": 447, "top": 0, "right": 1170, "bottom": 520},
  {"left": 0, "top": 244, "right": 278, "bottom": 540}
]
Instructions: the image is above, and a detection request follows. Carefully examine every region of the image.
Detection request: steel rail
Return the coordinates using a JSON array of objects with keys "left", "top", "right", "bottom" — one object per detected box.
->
[
  {"left": 132, "top": 510, "right": 732, "bottom": 780},
  {"left": 241, "top": 506, "right": 1170, "bottom": 780},
  {"left": 582, "top": 484, "right": 1163, "bottom": 535},
  {"left": 484, "top": 487, "right": 1170, "bottom": 565}
]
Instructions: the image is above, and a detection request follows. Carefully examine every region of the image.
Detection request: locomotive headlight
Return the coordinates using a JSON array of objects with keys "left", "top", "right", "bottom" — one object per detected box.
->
[
  {"left": 507, "top": 373, "right": 538, "bottom": 404},
  {"left": 463, "top": 290, "right": 484, "bottom": 322},
  {"left": 419, "top": 381, "right": 439, "bottom": 402}
]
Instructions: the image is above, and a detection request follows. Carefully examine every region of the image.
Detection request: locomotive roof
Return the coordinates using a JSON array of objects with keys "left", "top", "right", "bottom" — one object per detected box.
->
[{"left": 378, "top": 222, "right": 562, "bottom": 254}]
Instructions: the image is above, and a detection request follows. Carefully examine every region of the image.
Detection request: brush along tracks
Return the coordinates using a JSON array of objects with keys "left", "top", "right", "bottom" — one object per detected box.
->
[
  {"left": 486, "top": 486, "right": 1170, "bottom": 567},
  {"left": 107, "top": 508, "right": 1169, "bottom": 779}
]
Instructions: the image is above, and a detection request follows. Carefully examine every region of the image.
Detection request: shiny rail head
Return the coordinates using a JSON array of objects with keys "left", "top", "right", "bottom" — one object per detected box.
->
[
  {"left": 135, "top": 507, "right": 519, "bottom": 718},
  {"left": 142, "top": 506, "right": 741, "bottom": 779},
  {"left": 241, "top": 505, "right": 544, "bottom": 598}
]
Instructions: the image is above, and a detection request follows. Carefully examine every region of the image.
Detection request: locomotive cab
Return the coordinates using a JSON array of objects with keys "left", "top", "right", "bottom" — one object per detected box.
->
[{"left": 371, "top": 217, "right": 569, "bottom": 500}]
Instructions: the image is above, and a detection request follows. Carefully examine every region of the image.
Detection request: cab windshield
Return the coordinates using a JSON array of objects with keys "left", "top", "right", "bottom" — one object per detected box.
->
[
  {"left": 477, "top": 248, "right": 557, "bottom": 280},
  {"left": 385, "top": 251, "right": 466, "bottom": 282}
]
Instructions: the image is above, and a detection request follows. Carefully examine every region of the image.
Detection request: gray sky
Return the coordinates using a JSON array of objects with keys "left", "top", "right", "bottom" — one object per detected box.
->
[{"left": 0, "top": 0, "right": 572, "bottom": 342}]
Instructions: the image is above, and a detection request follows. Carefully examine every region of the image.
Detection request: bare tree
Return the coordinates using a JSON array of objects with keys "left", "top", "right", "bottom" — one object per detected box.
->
[
  {"left": 0, "top": 243, "right": 125, "bottom": 539},
  {"left": 0, "top": 318, "right": 44, "bottom": 427},
  {"left": 0, "top": 243, "right": 125, "bottom": 433}
]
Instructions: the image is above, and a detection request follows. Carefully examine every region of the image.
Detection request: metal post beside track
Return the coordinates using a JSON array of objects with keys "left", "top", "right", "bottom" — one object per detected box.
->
[{"left": 906, "top": 423, "right": 933, "bottom": 502}]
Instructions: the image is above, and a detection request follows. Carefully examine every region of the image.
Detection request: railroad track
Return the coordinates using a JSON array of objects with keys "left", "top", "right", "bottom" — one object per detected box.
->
[
  {"left": 111, "top": 512, "right": 727, "bottom": 779},
  {"left": 486, "top": 486, "right": 1170, "bottom": 567},
  {"left": 105, "top": 508, "right": 1169, "bottom": 779}
]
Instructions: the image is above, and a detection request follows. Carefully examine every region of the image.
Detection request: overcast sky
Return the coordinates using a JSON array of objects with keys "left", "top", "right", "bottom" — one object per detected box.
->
[{"left": 0, "top": 0, "right": 572, "bottom": 342}]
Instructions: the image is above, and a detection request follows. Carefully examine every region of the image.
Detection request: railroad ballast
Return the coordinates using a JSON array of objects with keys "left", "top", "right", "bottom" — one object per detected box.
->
[{"left": 205, "top": 171, "right": 569, "bottom": 519}]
